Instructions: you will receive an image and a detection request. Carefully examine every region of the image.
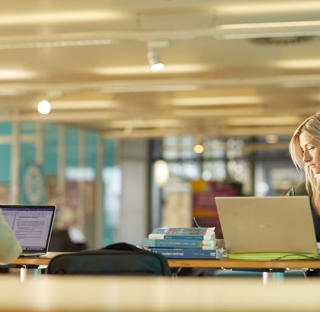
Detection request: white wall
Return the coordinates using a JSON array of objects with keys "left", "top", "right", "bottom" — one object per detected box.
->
[{"left": 116, "top": 139, "right": 149, "bottom": 245}]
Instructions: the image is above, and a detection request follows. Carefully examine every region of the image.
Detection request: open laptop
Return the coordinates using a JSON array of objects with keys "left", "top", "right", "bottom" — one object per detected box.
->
[
  {"left": 215, "top": 196, "right": 320, "bottom": 260},
  {"left": 1, "top": 205, "right": 56, "bottom": 256}
]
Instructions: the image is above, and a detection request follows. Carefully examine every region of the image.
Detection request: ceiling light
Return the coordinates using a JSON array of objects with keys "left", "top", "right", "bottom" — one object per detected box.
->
[
  {"left": 193, "top": 144, "right": 204, "bottom": 154},
  {"left": 0, "top": 39, "right": 114, "bottom": 50},
  {"left": 226, "top": 116, "right": 301, "bottom": 126},
  {"left": 0, "top": 69, "right": 34, "bottom": 79},
  {"left": 0, "top": 11, "right": 122, "bottom": 25},
  {"left": 265, "top": 134, "right": 279, "bottom": 144},
  {"left": 51, "top": 100, "right": 116, "bottom": 109},
  {"left": 154, "top": 160, "right": 169, "bottom": 187},
  {"left": 275, "top": 59, "right": 320, "bottom": 69},
  {"left": 147, "top": 49, "right": 164, "bottom": 72},
  {"left": 216, "top": 2, "right": 320, "bottom": 14},
  {"left": 215, "top": 21, "right": 320, "bottom": 40},
  {"left": 37, "top": 100, "right": 52, "bottom": 115},
  {"left": 173, "top": 96, "right": 263, "bottom": 106}
]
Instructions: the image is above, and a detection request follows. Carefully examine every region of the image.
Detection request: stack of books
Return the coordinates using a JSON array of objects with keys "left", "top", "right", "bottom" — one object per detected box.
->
[{"left": 142, "top": 227, "right": 217, "bottom": 259}]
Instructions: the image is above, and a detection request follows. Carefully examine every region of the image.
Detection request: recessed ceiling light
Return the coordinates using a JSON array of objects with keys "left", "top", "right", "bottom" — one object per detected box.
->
[{"left": 37, "top": 100, "right": 52, "bottom": 115}]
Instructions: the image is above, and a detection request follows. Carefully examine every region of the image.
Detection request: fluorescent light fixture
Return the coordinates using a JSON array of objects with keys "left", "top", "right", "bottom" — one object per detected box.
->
[
  {"left": 275, "top": 59, "right": 320, "bottom": 69},
  {"left": 37, "top": 100, "right": 52, "bottom": 115},
  {"left": 109, "top": 119, "right": 182, "bottom": 128},
  {"left": 216, "top": 2, "right": 320, "bottom": 14},
  {"left": 147, "top": 49, "right": 164, "bottom": 72},
  {"left": 51, "top": 100, "right": 116, "bottom": 109},
  {"left": 95, "top": 64, "right": 205, "bottom": 75},
  {"left": 100, "top": 84, "right": 198, "bottom": 93},
  {"left": 0, "top": 39, "right": 114, "bottom": 50},
  {"left": 0, "top": 69, "right": 34, "bottom": 80},
  {"left": 226, "top": 116, "right": 301, "bottom": 126},
  {"left": 219, "top": 21, "right": 320, "bottom": 31},
  {"left": 173, "top": 96, "right": 263, "bottom": 106},
  {"left": 0, "top": 11, "right": 122, "bottom": 25},
  {"left": 215, "top": 21, "right": 320, "bottom": 39}
]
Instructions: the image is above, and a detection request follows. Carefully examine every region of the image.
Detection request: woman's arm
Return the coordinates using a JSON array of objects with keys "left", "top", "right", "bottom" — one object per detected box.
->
[{"left": 0, "top": 211, "right": 22, "bottom": 264}]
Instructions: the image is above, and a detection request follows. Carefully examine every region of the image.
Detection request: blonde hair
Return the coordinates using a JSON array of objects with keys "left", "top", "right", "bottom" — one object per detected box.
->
[{"left": 289, "top": 112, "right": 320, "bottom": 195}]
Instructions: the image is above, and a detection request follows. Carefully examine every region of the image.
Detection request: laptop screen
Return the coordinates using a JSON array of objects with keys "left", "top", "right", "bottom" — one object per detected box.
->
[
  {"left": 1, "top": 205, "right": 55, "bottom": 255},
  {"left": 215, "top": 196, "right": 318, "bottom": 258}
]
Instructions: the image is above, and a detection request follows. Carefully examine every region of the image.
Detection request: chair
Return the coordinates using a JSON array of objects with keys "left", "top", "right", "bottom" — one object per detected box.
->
[
  {"left": 48, "top": 229, "right": 87, "bottom": 252},
  {"left": 47, "top": 242, "right": 172, "bottom": 276}
]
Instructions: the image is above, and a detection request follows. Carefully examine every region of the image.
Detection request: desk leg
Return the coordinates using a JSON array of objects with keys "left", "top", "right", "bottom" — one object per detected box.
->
[
  {"left": 262, "top": 271, "right": 284, "bottom": 284},
  {"left": 20, "top": 265, "right": 42, "bottom": 282}
]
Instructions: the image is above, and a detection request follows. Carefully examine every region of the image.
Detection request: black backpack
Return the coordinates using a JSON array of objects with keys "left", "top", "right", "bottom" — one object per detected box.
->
[{"left": 47, "top": 242, "right": 172, "bottom": 276}]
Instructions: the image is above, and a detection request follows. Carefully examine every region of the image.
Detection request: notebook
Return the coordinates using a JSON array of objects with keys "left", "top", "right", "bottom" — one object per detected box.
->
[
  {"left": 215, "top": 196, "right": 320, "bottom": 260},
  {"left": 1, "top": 205, "right": 56, "bottom": 256}
]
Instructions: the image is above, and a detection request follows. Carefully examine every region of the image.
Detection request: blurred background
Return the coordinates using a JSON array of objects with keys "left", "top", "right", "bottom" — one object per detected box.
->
[{"left": 0, "top": 0, "right": 316, "bottom": 248}]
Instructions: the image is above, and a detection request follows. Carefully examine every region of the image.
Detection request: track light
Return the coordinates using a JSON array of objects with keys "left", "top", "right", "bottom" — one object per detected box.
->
[{"left": 147, "top": 49, "right": 164, "bottom": 72}]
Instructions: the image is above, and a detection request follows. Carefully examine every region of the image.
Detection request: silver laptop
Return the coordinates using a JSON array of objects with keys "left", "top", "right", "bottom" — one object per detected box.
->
[
  {"left": 215, "top": 196, "right": 319, "bottom": 259},
  {"left": 1, "top": 205, "right": 56, "bottom": 256}
]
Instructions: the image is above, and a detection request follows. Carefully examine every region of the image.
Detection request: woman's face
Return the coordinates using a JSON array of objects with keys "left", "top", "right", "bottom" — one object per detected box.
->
[{"left": 299, "top": 131, "right": 320, "bottom": 175}]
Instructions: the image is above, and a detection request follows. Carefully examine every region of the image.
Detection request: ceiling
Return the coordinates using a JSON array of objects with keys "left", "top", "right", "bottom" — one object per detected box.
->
[{"left": 1, "top": 0, "right": 320, "bottom": 140}]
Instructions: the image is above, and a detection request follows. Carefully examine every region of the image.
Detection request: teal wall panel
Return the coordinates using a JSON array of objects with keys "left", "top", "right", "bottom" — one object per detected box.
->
[
  {"left": 44, "top": 124, "right": 58, "bottom": 174},
  {"left": 0, "top": 144, "right": 11, "bottom": 183},
  {"left": 0, "top": 121, "right": 117, "bottom": 245},
  {"left": 21, "top": 142, "right": 36, "bottom": 165},
  {"left": 66, "top": 127, "right": 79, "bottom": 167},
  {"left": 0, "top": 122, "right": 11, "bottom": 135},
  {"left": 104, "top": 140, "right": 116, "bottom": 166},
  {"left": 86, "top": 131, "right": 98, "bottom": 168}
]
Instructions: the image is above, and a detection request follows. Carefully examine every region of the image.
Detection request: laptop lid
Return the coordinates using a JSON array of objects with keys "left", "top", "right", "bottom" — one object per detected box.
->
[
  {"left": 215, "top": 196, "right": 318, "bottom": 258},
  {"left": 1, "top": 205, "right": 56, "bottom": 256}
]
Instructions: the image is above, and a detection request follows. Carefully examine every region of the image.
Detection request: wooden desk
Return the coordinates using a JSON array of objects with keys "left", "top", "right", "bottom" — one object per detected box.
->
[
  {"left": 168, "top": 258, "right": 320, "bottom": 270},
  {"left": 1, "top": 275, "right": 320, "bottom": 311},
  {"left": 7, "top": 253, "right": 62, "bottom": 281},
  {"left": 11, "top": 252, "right": 59, "bottom": 267},
  {"left": 9, "top": 255, "right": 320, "bottom": 273}
]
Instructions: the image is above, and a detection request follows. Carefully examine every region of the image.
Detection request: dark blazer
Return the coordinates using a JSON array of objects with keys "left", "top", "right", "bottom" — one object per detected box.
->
[{"left": 286, "top": 182, "right": 320, "bottom": 242}]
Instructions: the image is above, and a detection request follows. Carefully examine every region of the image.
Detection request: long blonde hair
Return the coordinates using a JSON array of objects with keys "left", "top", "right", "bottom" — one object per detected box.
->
[{"left": 289, "top": 112, "right": 320, "bottom": 195}]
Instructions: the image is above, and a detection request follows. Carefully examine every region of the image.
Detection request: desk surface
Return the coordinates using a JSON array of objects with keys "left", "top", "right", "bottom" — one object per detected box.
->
[
  {"left": 10, "top": 253, "right": 320, "bottom": 270},
  {"left": 168, "top": 258, "right": 320, "bottom": 269},
  {"left": 1, "top": 275, "right": 320, "bottom": 311},
  {"left": 11, "top": 252, "right": 62, "bottom": 266}
]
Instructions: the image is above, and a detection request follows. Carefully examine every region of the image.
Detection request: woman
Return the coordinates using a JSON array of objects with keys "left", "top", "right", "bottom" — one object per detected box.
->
[
  {"left": 0, "top": 210, "right": 22, "bottom": 264},
  {"left": 287, "top": 112, "right": 320, "bottom": 241}
]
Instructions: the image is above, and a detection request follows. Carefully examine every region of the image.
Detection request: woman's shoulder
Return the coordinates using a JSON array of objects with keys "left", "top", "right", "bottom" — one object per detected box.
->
[{"left": 286, "top": 182, "right": 308, "bottom": 196}]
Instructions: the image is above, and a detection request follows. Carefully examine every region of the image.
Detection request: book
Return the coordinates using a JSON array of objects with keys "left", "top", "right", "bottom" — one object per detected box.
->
[
  {"left": 142, "top": 237, "right": 215, "bottom": 250},
  {"left": 149, "top": 248, "right": 217, "bottom": 259},
  {"left": 148, "top": 234, "right": 214, "bottom": 241},
  {"left": 149, "top": 227, "right": 215, "bottom": 240}
]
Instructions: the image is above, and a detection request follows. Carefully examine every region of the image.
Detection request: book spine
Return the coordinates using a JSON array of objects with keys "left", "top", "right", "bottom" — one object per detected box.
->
[
  {"left": 148, "top": 233, "right": 214, "bottom": 241},
  {"left": 150, "top": 227, "right": 215, "bottom": 236},
  {"left": 149, "top": 248, "right": 217, "bottom": 259},
  {"left": 143, "top": 238, "right": 215, "bottom": 249}
]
